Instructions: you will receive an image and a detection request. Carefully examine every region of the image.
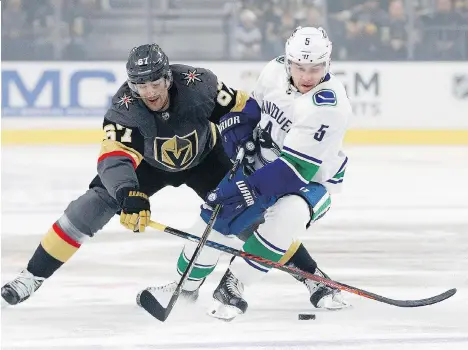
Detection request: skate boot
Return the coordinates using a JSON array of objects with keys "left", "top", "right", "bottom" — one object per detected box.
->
[
  {"left": 301, "top": 268, "right": 350, "bottom": 310},
  {"left": 208, "top": 269, "right": 248, "bottom": 321},
  {"left": 136, "top": 279, "right": 204, "bottom": 307},
  {"left": 1, "top": 269, "right": 45, "bottom": 306}
]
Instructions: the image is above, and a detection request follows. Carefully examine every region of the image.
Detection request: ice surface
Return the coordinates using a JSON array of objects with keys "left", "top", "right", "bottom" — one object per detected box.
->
[{"left": 1, "top": 145, "right": 467, "bottom": 350}]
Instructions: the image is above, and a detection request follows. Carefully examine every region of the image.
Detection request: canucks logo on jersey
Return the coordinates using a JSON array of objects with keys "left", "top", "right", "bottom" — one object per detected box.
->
[
  {"left": 313, "top": 89, "right": 337, "bottom": 106},
  {"left": 154, "top": 131, "right": 198, "bottom": 169}
]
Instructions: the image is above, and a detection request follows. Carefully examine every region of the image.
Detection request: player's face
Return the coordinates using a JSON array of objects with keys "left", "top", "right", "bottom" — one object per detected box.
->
[
  {"left": 290, "top": 62, "right": 325, "bottom": 94},
  {"left": 136, "top": 78, "right": 169, "bottom": 111}
]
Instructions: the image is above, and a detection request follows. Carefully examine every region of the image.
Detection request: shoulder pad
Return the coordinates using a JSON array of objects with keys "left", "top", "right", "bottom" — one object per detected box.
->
[{"left": 312, "top": 89, "right": 337, "bottom": 106}]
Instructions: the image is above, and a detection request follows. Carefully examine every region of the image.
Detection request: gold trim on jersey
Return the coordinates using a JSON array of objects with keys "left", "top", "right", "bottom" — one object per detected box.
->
[
  {"left": 154, "top": 130, "right": 198, "bottom": 170},
  {"left": 98, "top": 139, "right": 143, "bottom": 167},
  {"left": 210, "top": 122, "right": 218, "bottom": 147},
  {"left": 231, "top": 90, "right": 249, "bottom": 112}
]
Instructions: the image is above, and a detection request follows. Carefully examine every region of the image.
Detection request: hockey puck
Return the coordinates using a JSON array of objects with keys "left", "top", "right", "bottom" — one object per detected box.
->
[{"left": 298, "top": 313, "right": 316, "bottom": 320}]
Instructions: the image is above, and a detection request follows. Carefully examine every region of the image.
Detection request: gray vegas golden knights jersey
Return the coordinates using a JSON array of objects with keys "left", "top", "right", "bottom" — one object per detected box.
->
[{"left": 97, "top": 64, "right": 249, "bottom": 200}]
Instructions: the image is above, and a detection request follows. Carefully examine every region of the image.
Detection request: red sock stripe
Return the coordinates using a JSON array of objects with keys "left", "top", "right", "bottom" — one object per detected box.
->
[
  {"left": 98, "top": 151, "right": 137, "bottom": 169},
  {"left": 52, "top": 223, "right": 81, "bottom": 248}
]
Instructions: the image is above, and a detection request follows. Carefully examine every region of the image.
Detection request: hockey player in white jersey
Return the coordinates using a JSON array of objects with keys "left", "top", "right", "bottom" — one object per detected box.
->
[
  {"left": 203, "top": 26, "right": 352, "bottom": 320},
  {"left": 138, "top": 26, "right": 351, "bottom": 321}
]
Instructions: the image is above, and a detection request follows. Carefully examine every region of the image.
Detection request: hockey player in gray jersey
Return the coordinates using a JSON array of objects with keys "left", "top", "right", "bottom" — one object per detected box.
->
[{"left": 2, "top": 44, "right": 340, "bottom": 311}]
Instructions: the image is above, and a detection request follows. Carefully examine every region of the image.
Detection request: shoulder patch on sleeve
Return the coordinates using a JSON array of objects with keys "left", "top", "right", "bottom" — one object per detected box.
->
[
  {"left": 180, "top": 69, "right": 203, "bottom": 86},
  {"left": 313, "top": 89, "right": 337, "bottom": 106},
  {"left": 275, "top": 55, "right": 285, "bottom": 64},
  {"left": 115, "top": 92, "right": 135, "bottom": 110}
]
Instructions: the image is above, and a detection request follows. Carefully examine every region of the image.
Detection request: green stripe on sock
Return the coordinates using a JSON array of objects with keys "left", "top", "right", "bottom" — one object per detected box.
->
[
  {"left": 176, "top": 252, "right": 216, "bottom": 280},
  {"left": 243, "top": 232, "right": 284, "bottom": 269}
]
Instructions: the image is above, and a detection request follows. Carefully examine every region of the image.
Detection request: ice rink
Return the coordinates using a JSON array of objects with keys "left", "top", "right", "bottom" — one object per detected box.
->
[{"left": 1, "top": 145, "right": 467, "bottom": 350}]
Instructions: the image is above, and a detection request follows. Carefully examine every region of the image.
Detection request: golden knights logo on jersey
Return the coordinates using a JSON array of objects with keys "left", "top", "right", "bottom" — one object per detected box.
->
[{"left": 154, "top": 131, "right": 198, "bottom": 169}]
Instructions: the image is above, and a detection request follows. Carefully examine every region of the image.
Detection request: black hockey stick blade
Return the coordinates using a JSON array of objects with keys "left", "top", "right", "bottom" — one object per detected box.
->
[
  {"left": 138, "top": 289, "right": 171, "bottom": 321},
  {"left": 148, "top": 220, "right": 457, "bottom": 308}
]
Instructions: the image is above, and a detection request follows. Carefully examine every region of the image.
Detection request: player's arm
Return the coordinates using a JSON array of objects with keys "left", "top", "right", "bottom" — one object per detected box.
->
[
  {"left": 209, "top": 80, "right": 261, "bottom": 162},
  {"left": 248, "top": 108, "right": 347, "bottom": 197},
  {"left": 208, "top": 80, "right": 260, "bottom": 125},
  {"left": 98, "top": 113, "right": 145, "bottom": 200},
  {"left": 98, "top": 113, "right": 151, "bottom": 232},
  {"left": 206, "top": 107, "right": 347, "bottom": 214}
]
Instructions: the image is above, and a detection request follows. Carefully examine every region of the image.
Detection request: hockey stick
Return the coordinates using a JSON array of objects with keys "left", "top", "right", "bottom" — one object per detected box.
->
[
  {"left": 138, "top": 148, "right": 245, "bottom": 322},
  {"left": 147, "top": 220, "right": 457, "bottom": 310}
]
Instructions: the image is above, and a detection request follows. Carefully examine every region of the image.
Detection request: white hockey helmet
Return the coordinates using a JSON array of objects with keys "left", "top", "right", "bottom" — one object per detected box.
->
[{"left": 284, "top": 26, "right": 332, "bottom": 82}]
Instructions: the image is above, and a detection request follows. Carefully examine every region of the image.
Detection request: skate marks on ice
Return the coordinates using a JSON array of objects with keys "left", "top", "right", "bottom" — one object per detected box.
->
[
  {"left": 1, "top": 232, "right": 467, "bottom": 350},
  {"left": 2, "top": 146, "right": 468, "bottom": 349}
]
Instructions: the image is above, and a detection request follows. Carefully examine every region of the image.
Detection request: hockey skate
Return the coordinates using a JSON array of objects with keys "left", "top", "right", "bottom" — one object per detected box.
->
[
  {"left": 136, "top": 280, "right": 203, "bottom": 308},
  {"left": 300, "top": 268, "right": 350, "bottom": 310},
  {"left": 1, "top": 269, "right": 45, "bottom": 306},
  {"left": 208, "top": 269, "right": 248, "bottom": 322}
]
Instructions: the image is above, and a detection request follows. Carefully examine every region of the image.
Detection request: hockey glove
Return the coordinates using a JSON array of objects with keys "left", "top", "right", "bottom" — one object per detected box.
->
[
  {"left": 205, "top": 168, "right": 259, "bottom": 222},
  {"left": 116, "top": 188, "right": 151, "bottom": 232},
  {"left": 219, "top": 111, "right": 259, "bottom": 171}
]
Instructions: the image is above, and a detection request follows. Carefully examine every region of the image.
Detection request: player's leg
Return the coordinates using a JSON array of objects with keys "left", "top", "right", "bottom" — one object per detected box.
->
[
  {"left": 134, "top": 153, "right": 228, "bottom": 304},
  {"left": 208, "top": 195, "right": 309, "bottom": 320},
  {"left": 238, "top": 223, "right": 338, "bottom": 307},
  {"left": 287, "top": 183, "right": 349, "bottom": 309},
  {"left": 1, "top": 177, "right": 120, "bottom": 305},
  {"left": 235, "top": 199, "right": 348, "bottom": 309},
  {"left": 107, "top": 162, "right": 202, "bottom": 304},
  {"left": 209, "top": 184, "right": 348, "bottom": 320},
  {"left": 139, "top": 137, "right": 234, "bottom": 303},
  {"left": 177, "top": 137, "right": 235, "bottom": 290},
  {"left": 242, "top": 233, "right": 349, "bottom": 309},
  {"left": 1, "top": 160, "right": 167, "bottom": 306}
]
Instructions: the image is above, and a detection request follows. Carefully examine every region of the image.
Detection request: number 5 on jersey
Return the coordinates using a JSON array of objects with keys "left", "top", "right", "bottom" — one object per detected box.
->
[{"left": 314, "top": 124, "right": 329, "bottom": 142}]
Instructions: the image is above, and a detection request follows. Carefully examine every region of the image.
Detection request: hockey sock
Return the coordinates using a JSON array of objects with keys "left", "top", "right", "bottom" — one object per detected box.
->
[
  {"left": 27, "top": 222, "right": 82, "bottom": 278},
  {"left": 284, "top": 243, "right": 317, "bottom": 274},
  {"left": 176, "top": 248, "right": 217, "bottom": 291},
  {"left": 228, "top": 231, "right": 301, "bottom": 285},
  {"left": 234, "top": 229, "right": 317, "bottom": 276}
]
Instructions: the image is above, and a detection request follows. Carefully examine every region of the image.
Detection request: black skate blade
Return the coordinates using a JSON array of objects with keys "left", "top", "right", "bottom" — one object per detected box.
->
[{"left": 138, "top": 290, "right": 169, "bottom": 322}]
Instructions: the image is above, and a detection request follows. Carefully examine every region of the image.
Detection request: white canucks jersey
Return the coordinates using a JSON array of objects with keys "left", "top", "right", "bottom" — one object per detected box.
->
[{"left": 251, "top": 57, "right": 352, "bottom": 193}]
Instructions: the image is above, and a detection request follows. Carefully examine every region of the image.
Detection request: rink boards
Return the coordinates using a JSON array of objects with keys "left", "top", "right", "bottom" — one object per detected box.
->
[{"left": 2, "top": 61, "right": 468, "bottom": 145}]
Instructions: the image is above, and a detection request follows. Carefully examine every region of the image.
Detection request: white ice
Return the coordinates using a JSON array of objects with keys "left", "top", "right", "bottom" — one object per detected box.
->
[{"left": 1, "top": 145, "right": 468, "bottom": 350}]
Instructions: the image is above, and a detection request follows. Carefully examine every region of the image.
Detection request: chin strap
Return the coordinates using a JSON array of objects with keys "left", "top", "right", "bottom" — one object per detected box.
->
[{"left": 286, "top": 77, "right": 297, "bottom": 95}]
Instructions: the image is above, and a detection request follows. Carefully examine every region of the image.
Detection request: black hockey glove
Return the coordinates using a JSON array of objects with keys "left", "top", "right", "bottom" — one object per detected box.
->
[{"left": 116, "top": 188, "right": 151, "bottom": 232}]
